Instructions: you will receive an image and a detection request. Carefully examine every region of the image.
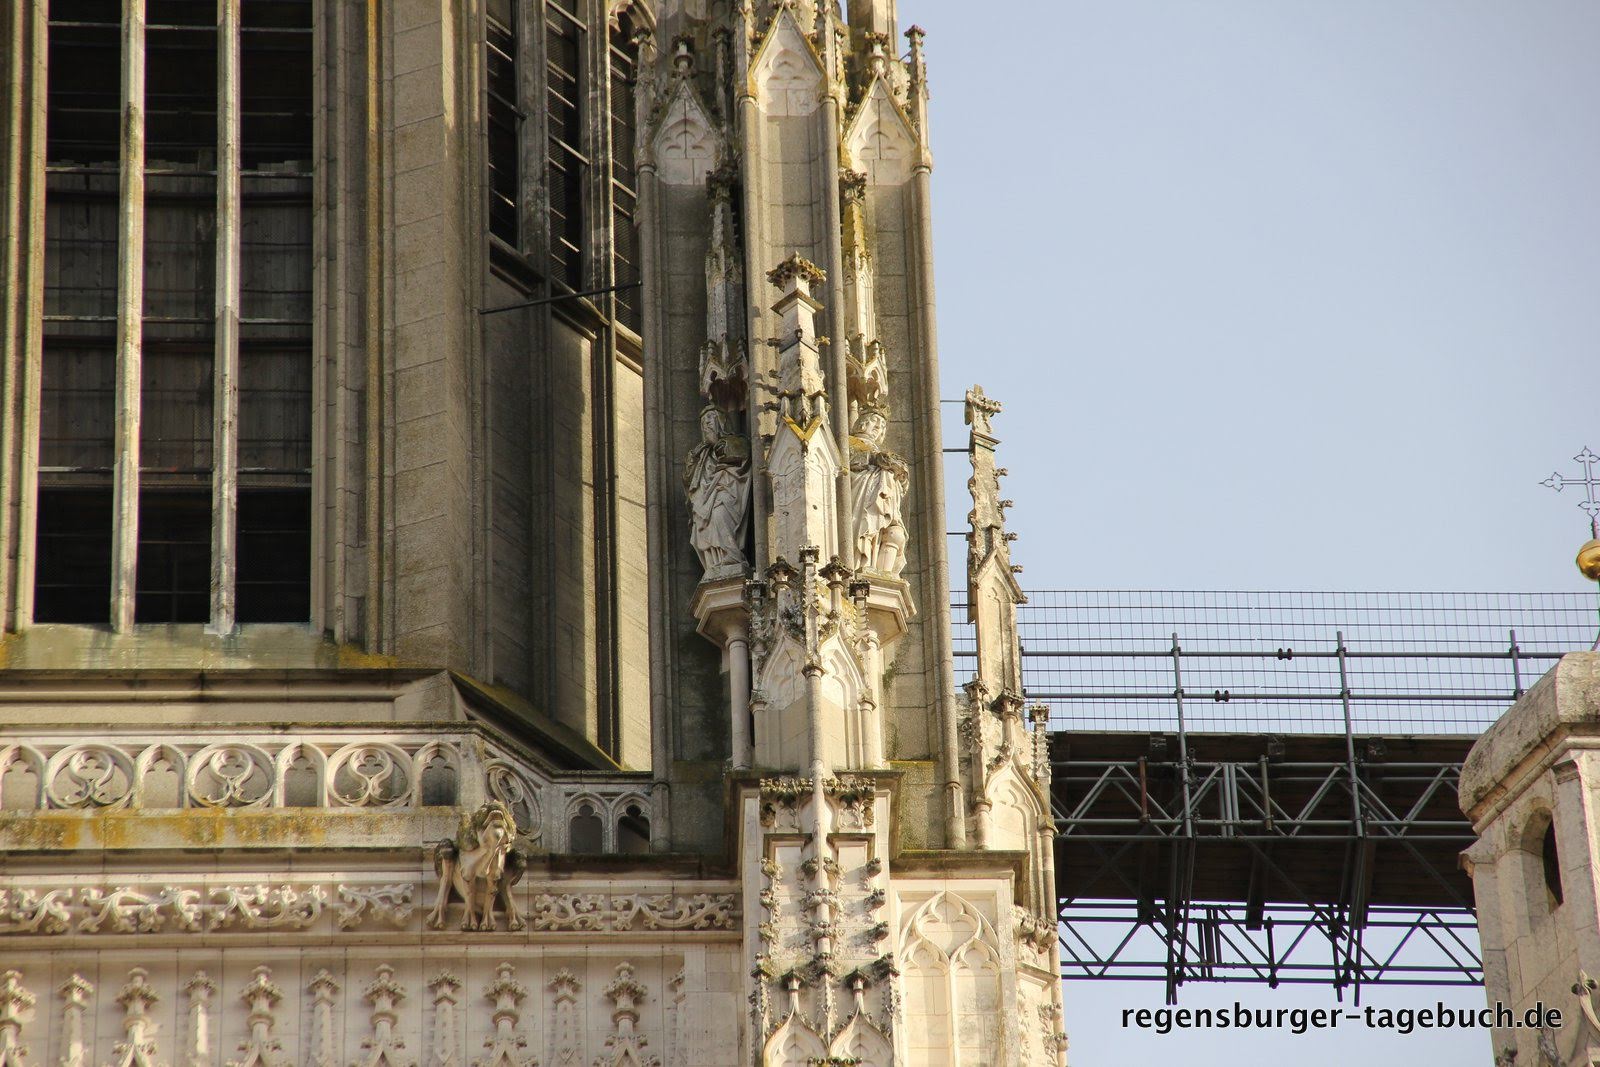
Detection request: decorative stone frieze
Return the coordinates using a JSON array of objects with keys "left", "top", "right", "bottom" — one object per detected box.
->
[
  {"left": 0, "top": 889, "right": 69, "bottom": 934},
  {"left": 529, "top": 893, "right": 737, "bottom": 932},
  {"left": 335, "top": 885, "right": 416, "bottom": 930},
  {"left": 0, "top": 878, "right": 740, "bottom": 942},
  {"left": 0, "top": 884, "right": 330, "bottom": 935},
  {"left": 0, "top": 731, "right": 670, "bottom": 860}
]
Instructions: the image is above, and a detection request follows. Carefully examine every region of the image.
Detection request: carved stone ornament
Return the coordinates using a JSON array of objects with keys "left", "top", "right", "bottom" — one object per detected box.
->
[
  {"left": 0, "top": 971, "right": 35, "bottom": 1067},
  {"left": 594, "top": 964, "right": 658, "bottom": 1067},
  {"left": 336, "top": 885, "right": 415, "bottom": 930},
  {"left": 57, "top": 976, "right": 94, "bottom": 1067},
  {"left": 307, "top": 973, "right": 340, "bottom": 1067},
  {"left": 427, "top": 974, "right": 462, "bottom": 1067},
  {"left": 427, "top": 802, "right": 529, "bottom": 932},
  {"left": 684, "top": 406, "right": 751, "bottom": 576},
  {"left": 1013, "top": 906, "right": 1054, "bottom": 956},
  {"left": 845, "top": 336, "right": 888, "bottom": 415},
  {"left": 182, "top": 972, "right": 215, "bottom": 1067},
  {"left": 352, "top": 966, "right": 412, "bottom": 1067},
  {"left": 0, "top": 889, "right": 70, "bottom": 935},
  {"left": 473, "top": 965, "right": 532, "bottom": 1067},
  {"left": 698, "top": 339, "right": 747, "bottom": 412},
  {"left": 226, "top": 968, "right": 284, "bottom": 1067},
  {"left": 0, "top": 882, "right": 419, "bottom": 935},
  {"left": 764, "top": 253, "right": 826, "bottom": 289},
  {"left": 528, "top": 892, "right": 737, "bottom": 932},
  {"left": 107, "top": 969, "right": 162, "bottom": 1067},
  {"left": 547, "top": 971, "right": 581, "bottom": 1067}
]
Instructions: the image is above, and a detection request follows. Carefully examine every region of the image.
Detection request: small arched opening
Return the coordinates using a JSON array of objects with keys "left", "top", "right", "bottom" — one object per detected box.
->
[
  {"left": 617, "top": 801, "right": 651, "bottom": 855},
  {"left": 569, "top": 800, "right": 604, "bottom": 854},
  {"left": 1542, "top": 821, "right": 1564, "bottom": 910}
]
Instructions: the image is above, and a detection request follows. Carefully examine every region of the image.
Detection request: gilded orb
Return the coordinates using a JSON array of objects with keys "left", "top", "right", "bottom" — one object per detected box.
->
[{"left": 1578, "top": 538, "right": 1600, "bottom": 582}]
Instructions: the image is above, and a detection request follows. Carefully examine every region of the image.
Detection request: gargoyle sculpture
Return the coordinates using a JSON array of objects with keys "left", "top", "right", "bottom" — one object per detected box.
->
[{"left": 426, "top": 801, "right": 528, "bottom": 931}]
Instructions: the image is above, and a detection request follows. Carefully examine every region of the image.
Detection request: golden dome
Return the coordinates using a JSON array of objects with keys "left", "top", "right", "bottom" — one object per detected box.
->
[{"left": 1578, "top": 538, "right": 1600, "bottom": 581}]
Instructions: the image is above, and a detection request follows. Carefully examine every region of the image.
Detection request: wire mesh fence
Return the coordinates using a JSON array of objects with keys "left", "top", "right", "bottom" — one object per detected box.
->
[{"left": 951, "top": 590, "right": 1600, "bottom": 734}]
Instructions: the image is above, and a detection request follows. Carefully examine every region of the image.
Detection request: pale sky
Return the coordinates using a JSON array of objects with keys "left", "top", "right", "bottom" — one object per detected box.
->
[{"left": 915, "top": 1, "right": 1600, "bottom": 1064}]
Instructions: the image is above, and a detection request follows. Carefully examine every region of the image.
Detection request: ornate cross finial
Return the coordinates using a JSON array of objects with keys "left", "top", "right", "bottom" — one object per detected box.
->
[{"left": 1541, "top": 446, "right": 1600, "bottom": 537}]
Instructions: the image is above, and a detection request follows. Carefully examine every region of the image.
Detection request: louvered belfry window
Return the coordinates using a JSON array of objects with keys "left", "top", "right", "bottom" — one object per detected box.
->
[
  {"left": 237, "top": 0, "right": 313, "bottom": 624},
  {"left": 545, "top": 0, "right": 586, "bottom": 288},
  {"left": 608, "top": 13, "right": 640, "bottom": 332},
  {"left": 37, "top": 0, "right": 120, "bottom": 621},
  {"left": 486, "top": 0, "right": 519, "bottom": 246},
  {"left": 34, "top": 0, "right": 313, "bottom": 629}
]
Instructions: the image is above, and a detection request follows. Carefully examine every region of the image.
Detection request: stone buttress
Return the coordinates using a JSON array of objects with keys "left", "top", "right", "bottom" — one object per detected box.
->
[{"left": 639, "top": 3, "right": 1067, "bottom": 1060}]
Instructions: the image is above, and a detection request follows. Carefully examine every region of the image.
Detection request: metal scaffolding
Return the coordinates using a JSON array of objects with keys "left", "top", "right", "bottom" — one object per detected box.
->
[
  {"left": 951, "top": 590, "right": 1600, "bottom": 1000},
  {"left": 1049, "top": 734, "right": 1481, "bottom": 1001}
]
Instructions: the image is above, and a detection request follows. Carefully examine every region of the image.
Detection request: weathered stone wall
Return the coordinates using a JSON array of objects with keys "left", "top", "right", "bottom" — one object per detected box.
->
[
  {"left": 0, "top": 933, "right": 742, "bottom": 1067},
  {"left": 1461, "top": 653, "right": 1600, "bottom": 1067}
]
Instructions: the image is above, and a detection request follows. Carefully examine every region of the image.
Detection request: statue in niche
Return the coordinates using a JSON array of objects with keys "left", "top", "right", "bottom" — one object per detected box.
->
[
  {"left": 427, "top": 801, "right": 528, "bottom": 931},
  {"left": 685, "top": 405, "right": 751, "bottom": 576},
  {"left": 849, "top": 406, "right": 909, "bottom": 576}
]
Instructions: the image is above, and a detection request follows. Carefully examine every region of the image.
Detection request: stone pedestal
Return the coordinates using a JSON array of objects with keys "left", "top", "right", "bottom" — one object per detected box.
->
[{"left": 692, "top": 575, "right": 755, "bottom": 768}]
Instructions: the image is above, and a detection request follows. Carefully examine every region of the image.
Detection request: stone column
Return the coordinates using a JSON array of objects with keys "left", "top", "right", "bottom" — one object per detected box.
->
[
  {"left": 210, "top": 0, "right": 242, "bottom": 633},
  {"left": 728, "top": 626, "right": 753, "bottom": 768},
  {"left": 110, "top": 0, "right": 148, "bottom": 632}
]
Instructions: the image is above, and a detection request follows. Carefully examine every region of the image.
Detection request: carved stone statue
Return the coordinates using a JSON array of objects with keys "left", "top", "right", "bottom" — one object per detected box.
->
[
  {"left": 846, "top": 335, "right": 888, "bottom": 415},
  {"left": 685, "top": 405, "right": 751, "bottom": 575},
  {"left": 699, "top": 337, "right": 747, "bottom": 411},
  {"left": 848, "top": 407, "right": 909, "bottom": 576},
  {"left": 426, "top": 801, "right": 527, "bottom": 932}
]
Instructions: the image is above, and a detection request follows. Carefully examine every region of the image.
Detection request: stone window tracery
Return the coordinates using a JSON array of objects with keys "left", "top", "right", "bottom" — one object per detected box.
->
[{"left": 901, "top": 893, "right": 1005, "bottom": 1067}]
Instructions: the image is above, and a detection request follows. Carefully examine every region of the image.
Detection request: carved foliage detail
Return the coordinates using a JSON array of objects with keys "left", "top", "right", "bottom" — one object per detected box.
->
[{"left": 529, "top": 893, "right": 737, "bottom": 932}]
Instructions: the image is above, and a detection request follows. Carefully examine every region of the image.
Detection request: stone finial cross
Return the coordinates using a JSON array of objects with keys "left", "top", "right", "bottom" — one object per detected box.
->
[{"left": 1541, "top": 446, "right": 1600, "bottom": 536}]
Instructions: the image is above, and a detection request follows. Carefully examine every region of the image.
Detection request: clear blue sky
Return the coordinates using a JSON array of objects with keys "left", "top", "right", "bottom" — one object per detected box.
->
[{"left": 915, "top": 1, "right": 1599, "bottom": 1064}]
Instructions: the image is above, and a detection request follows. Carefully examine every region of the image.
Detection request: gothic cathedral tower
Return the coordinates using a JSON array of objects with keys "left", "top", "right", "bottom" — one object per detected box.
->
[{"left": 0, "top": 0, "right": 1065, "bottom": 1063}]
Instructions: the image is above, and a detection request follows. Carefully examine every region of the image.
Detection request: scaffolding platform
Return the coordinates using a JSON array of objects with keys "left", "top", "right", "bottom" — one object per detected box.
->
[{"left": 953, "top": 589, "right": 1600, "bottom": 999}]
